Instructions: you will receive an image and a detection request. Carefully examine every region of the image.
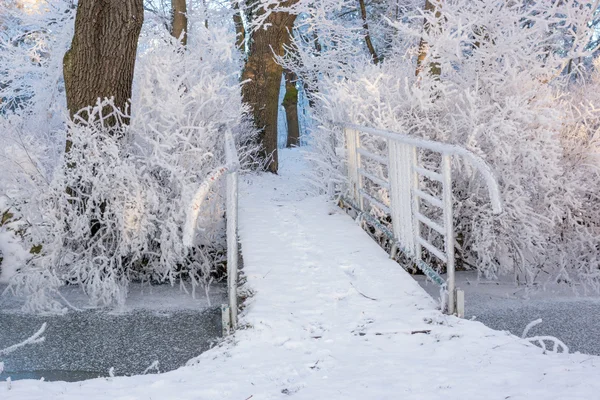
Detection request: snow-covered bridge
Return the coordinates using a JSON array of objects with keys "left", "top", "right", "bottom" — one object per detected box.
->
[{"left": 2, "top": 149, "right": 600, "bottom": 399}]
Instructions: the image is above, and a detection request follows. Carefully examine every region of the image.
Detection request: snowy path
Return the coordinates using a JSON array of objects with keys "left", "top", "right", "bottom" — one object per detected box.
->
[{"left": 3, "top": 149, "right": 600, "bottom": 399}]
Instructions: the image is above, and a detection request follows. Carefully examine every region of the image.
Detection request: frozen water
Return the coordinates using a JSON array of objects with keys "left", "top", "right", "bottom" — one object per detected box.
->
[
  {"left": 417, "top": 271, "right": 600, "bottom": 355},
  {"left": 0, "top": 283, "right": 226, "bottom": 381}
]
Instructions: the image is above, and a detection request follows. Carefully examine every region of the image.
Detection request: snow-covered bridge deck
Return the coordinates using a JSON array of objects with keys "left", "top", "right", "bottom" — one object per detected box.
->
[{"left": 2, "top": 149, "right": 600, "bottom": 399}]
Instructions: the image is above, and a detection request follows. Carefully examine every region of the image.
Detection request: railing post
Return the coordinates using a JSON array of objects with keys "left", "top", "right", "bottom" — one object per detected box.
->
[
  {"left": 345, "top": 127, "right": 363, "bottom": 209},
  {"left": 388, "top": 141, "right": 417, "bottom": 256},
  {"left": 225, "top": 131, "right": 239, "bottom": 331},
  {"left": 410, "top": 146, "right": 421, "bottom": 262},
  {"left": 441, "top": 154, "right": 455, "bottom": 314}
]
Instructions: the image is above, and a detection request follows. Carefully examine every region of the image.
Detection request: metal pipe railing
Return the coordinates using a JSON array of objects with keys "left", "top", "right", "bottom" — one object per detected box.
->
[
  {"left": 224, "top": 130, "right": 240, "bottom": 331},
  {"left": 343, "top": 123, "right": 503, "bottom": 213},
  {"left": 342, "top": 123, "right": 503, "bottom": 317}
]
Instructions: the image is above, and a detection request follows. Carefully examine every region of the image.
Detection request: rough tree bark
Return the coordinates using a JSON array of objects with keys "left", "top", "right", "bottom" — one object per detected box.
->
[
  {"left": 171, "top": 0, "right": 188, "bottom": 45},
  {"left": 63, "top": 0, "right": 143, "bottom": 125},
  {"left": 62, "top": 0, "right": 143, "bottom": 237},
  {"left": 416, "top": 0, "right": 442, "bottom": 77},
  {"left": 241, "top": 0, "right": 298, "bottom": 173},
  {"left": 63, "top": 0, "right": 143, "bottom": 137},
  {"left": 283, "top": 69, "right": 299, "bottom": 148}
]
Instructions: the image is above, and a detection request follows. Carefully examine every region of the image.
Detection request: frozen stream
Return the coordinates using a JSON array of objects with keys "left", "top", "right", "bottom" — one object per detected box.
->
[
  {"left": 0, "top": 283, "right": 227, "bottom": 381},
  {"left": 417, "top": 271, "right": 600, "bottom": 356}
]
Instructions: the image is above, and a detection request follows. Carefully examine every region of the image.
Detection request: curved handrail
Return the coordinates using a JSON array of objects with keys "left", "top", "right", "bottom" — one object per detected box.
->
[{"left": 183, "top": 128, "right": 240, "bottom": 333}]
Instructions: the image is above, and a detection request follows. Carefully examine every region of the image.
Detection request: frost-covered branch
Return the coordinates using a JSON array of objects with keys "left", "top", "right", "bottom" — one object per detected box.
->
[
  {"left": 521, "top": 319, "right": 569, "bottom": 354},
  {"left": 0, "top": 322, "right": 46, "bottom": 357}
]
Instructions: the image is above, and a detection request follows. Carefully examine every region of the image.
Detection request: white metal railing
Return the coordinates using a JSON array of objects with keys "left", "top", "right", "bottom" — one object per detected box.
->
[
  {"left": 183, "top": 128, "right": 240, "bottom": 333},
  {"left": 343, "top": 123, "right": 502, "bottom": 316}
]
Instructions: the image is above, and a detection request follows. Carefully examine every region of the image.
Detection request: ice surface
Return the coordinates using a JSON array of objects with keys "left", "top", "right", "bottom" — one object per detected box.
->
[
  {"left": 0, "top": 283, "right": 226, "bottom": 381},
  {"left": 417, "top": 271, "right": 600, "bottom": 355}
]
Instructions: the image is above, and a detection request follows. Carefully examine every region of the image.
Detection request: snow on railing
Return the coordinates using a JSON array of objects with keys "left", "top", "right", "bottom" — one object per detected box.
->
[
  {"left": 184, "top": 128, "right": 240, "bottom": 333},
  {"left": 342, "top": 123, "right": 503, "bottom": 316}
]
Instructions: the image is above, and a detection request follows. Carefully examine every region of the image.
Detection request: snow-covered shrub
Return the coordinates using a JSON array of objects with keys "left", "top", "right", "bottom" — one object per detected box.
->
[
  {"left": 0, "top": 201, "right": 31, "bottom": 284},
  {"left": 0, "top": 2, "right": 73, "bottom": 292},
  {"left": 521, "top": 318, "right": 569, "bottom": 354},
  {"left": 4, "top": 7, "right": 258, "bottom": 310},
  {"left": 0, "top": 1, "right": 73, "bottom": 126},
  {"left": 305, "top": 0, "right": 600, "bottom": 289}
]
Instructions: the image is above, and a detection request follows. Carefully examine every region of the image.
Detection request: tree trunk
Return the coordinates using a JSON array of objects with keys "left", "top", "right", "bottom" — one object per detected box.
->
[
  {"left": 171, "top": 0, "right": 188, "bottom": 45},
  {"left": 62, "top": 0, "right": 143, "bottom": 236},
  {"left": 283, "top": 69, "right": 299, "bottom": 148},
  {"left": 63, "top": 0, "right": 143, "bottom": 132},
  {"left": 416, "top": 0, "right": 441, "bottom": 77},
  {"left": 241, "top": 3, "right": 297, "bottom": 173},
  {"left": 232, "top": 0, "right": 245, "bottom": 51},
  {"left": 358, "top": 0, "right": 379, "bottom": 64}
]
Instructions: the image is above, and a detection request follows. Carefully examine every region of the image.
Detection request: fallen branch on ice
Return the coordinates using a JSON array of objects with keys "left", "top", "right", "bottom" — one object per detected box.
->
[
  {"left": 0, "top": 322, "right": 47, "bottom": 375},
  {"left": 0, "top": 322, "right": 47, "bottom": 357},
  {"left": 521, "top": 318, "right": 569, "bottom": 354}
]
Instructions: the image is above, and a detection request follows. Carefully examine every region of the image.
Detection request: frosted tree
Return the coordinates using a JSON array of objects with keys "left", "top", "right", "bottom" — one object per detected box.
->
[
  {"left": 241, "top": 0, "right": 300, "bottom": 172},
  {"left": 300, "top": 0, "right": 600, "bottom": 290}
]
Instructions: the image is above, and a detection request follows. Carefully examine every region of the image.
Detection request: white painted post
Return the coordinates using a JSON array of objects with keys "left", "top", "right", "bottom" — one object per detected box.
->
[
  {"left": 221, "top": 304, "right": 231, "bottom": 336},
  {"left": 388, "top": 141, "right": 416, "bottom": 256},
  {"left": 355, "top": 131, "right": 364, "bottom": 210},
  {"left": 344, "top": 128, "right": 363, "bottom": 209},
  {"left": 441, "top": 154, "right": 456, "bottom": 315},
  {"left": 225, "top": 130, "right": 239, "bottom": 331},
  {"left": 456, "top": 289, "right": 465, "bottom": 318},
  {"left": 409, "top": 146, "right": 422, "bottom": 262}
]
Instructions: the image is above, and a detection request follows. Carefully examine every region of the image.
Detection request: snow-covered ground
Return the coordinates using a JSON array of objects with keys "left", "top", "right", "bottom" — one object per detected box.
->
[{"left": 2, "top": 149, "right": 600, "bottom": 399}]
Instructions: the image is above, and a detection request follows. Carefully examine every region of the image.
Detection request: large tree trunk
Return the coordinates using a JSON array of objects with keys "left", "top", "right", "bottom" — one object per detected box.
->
[
  {"left": 283, "top": 69, "right": 299, "bottom": 148},
  {"left": 63, "top": 0, "right": 143, "bottom": 128},
  {"left": 241, "top": 2, "right": 297, "bottom": 173},
  {"left": 62, "top": 0, "right": 143, "bottom": 237},
  {"left": 171, "top": 0, "right": 188, "bottom": 45}
]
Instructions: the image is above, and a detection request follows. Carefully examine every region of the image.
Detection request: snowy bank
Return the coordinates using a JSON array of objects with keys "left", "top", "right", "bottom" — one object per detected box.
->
[{"left": 2, "top": 149, "right": 599, "bottom": 400}]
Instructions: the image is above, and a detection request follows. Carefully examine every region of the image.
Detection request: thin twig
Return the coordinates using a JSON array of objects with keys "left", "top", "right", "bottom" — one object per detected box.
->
[{"left": 350, "top": 282, "right": 377, "bottom": 301}]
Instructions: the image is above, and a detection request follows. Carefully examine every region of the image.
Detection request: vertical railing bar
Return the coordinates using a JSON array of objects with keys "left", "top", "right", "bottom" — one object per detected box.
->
[
  {"left": 355, "top": 130, "right": 365, "bottom": 210},
  {"left": 345, "top": 128, "right": 360, "bottom": 205},
  {"left": 410, "top": 146, "right": 422, "bottom": 263},
  {"left": 441, "top": 153, "right": 455, "bottom": 315},
  {"left": 225, "top": 129, "right": 240, "bottom": 331},
  {"left": 226, "top": 168, "right": 239, "bottom": 329}
]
